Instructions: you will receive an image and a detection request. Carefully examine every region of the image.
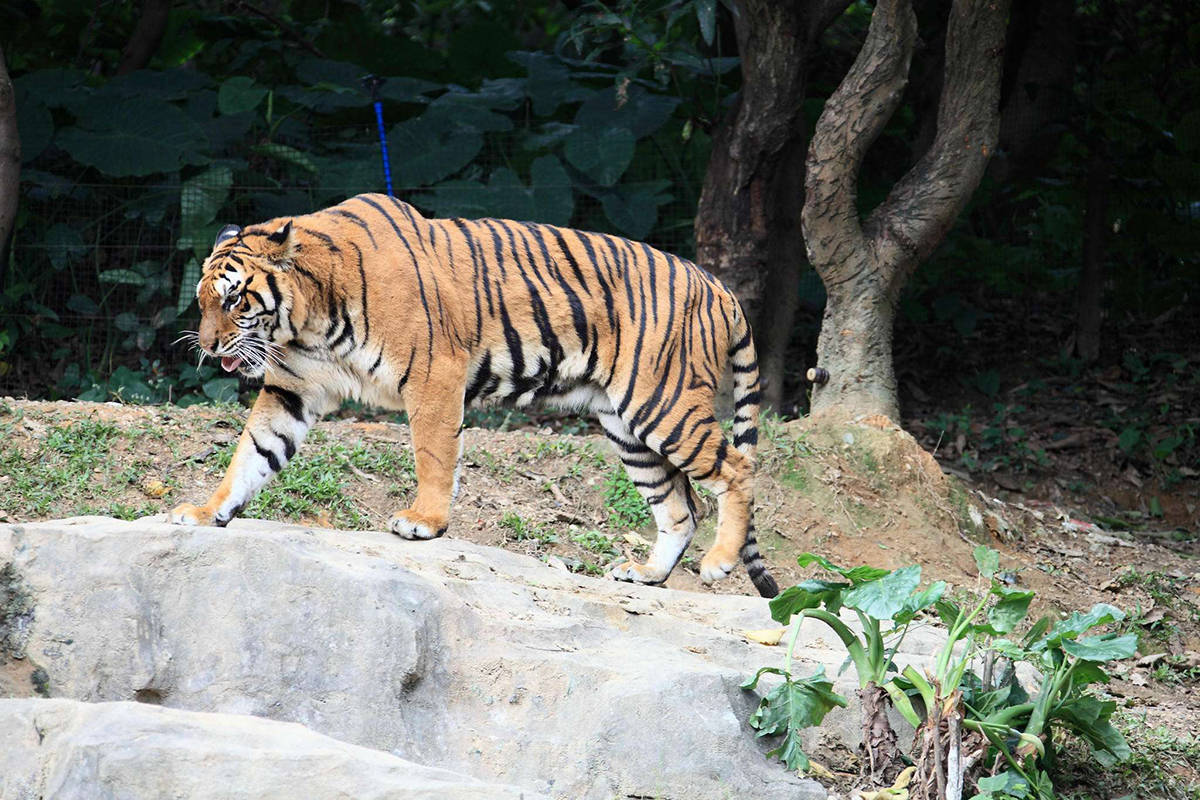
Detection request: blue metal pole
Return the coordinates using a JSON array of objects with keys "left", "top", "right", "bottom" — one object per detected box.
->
[
  {"left": 372, "top": 100, "right": 394, "bottom": 197},
  {"left": 362, "top": 75, "right": 394, "bottom": 197}
]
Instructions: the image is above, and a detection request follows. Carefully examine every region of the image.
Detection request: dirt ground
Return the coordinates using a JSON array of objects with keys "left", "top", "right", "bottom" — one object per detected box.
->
[{"left": 1, "top": 397, "right": 1197, "bottom": 794}]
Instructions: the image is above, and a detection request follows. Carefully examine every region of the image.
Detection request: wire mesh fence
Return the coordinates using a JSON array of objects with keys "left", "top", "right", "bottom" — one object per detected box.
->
[{"left": 1, "top": 127, "right": 701, "bottom": 401}]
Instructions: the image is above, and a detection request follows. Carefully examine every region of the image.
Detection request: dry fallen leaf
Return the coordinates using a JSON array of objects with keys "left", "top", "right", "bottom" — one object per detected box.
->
[
  {"left": 141, "top": 478, "right": 170, "bottom": 498},
  {"left": 743, "top": 628, "right": 788, "bottom": 646}
]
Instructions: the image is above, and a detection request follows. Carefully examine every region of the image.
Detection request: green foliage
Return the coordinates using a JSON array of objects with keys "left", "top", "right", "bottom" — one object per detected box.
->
[
  {"left": 0, "top": 420, "right": 124, "bottom": 516},
  {"left": 499, "top": 512, "right": 558, "bottom": 545},
  {"left": 769, "top": 552, "right": 946, "bottom": 689},
  {"left": 750, "top": 547, "right": 1140, "bottom": 794},
  {"left": 602, "top": 467, "right": 653, "bottom": 530},
  {"left": 5, "top": 0, "right": 731, "bottom": 401},
  {"left": 742, "top": 665, "right": 847, "bottom": 773}
]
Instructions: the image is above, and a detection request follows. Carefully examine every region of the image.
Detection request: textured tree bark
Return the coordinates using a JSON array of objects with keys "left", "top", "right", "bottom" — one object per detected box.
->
[
  {"left": 0, "top": 46, "right": 19, "bottom": 281},
  {"left": 116, "top": 0, "right": 171, "bottom": 75},
  {"left": 859, "top": 681, "right": 903, "bottom": 785},
  {"left": 802, "top": 0, "right": 1010, "bottom": 422},
  {"left": 694, "top": 0, "right": 850, "bottom": 412}
]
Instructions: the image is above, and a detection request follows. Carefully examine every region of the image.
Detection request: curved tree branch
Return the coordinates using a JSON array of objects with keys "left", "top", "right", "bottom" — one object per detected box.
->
[
  {"left": 116, "top": 0, "right": 172, "bottom": 75},
  {"left": 0, "top": 45, "right": 19, "bottom": 281},
  {"left": 867, "top": 0, "right": 1010, "bottom": 290},
  {"left": 801, "top": 0, "right": 918, "bottom": 286}
]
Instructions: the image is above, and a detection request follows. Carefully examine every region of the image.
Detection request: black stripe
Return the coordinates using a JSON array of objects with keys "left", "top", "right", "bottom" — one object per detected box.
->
[
  {"left": 733, "top": 430, "right": 759, "bottom": 448},
  {"left": 263, "top": 385, "right": 305, "bottom": 422},
  {"left": 250, "top": 432, "right": 282, "bottom": 473},
  {"left": 329, "top": 209, "right": 378, "bottom": 249},
  {"left": 465, "top": 351, "right": 493, "bottom": 405},
  {"left": 735, "top": 390, "right": 762, "bottom": 409},
  {"left": 397, "top": 348, "right": 416, "bottom": 390},
  {"left": 359, "top": 195, "right": 436, "bottom": 366}
]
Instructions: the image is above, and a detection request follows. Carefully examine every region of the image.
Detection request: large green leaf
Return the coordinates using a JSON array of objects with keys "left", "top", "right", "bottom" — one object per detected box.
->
[
  {"left": 1054, "top": 694, "right": 1130, "bottom": 766},
  {"left": 575, "top": 85, "right": 680, "bottom": 138},
  {"left": 1060, "top": 632, "right": 1138, "bottom": 662},
  {"left": 565, "top": 126, "right": 635, "bottom": 187},
  {"left": 509, "top": 51, "right": 588, "bottom": 116},
  {"left": 796, "top": 553, "right": 889, "bottom": 586},
  {"left": 743, "top": 666, "right": 847, "bottom": 773},
  {"left": 178, "top": 166, "right": 233, "bottom": 259},
  {"left": 769, "top": 579, "right": 848, "bottom": 624},
  {"left": 44, "top": 223, "right": 87, "bottom": 271},
  {"left": 218, "top": 77, "right": 268, "bottom": 115},
  {"left": 57, "top": 97, "right": 209, "bottom": 177},
  {"left": 844, "top": 565, "right": 922, "bottom": 620},
  {"left": 1033, "top": 603, "right": 1126, "bottom": 651},
  {"left": 14, "top": 92, "right": 53, "bottom": 163},
  {"left": 974, "top": 545, "right": 1000, "bottom": 579},
  {"left": 418, "top": 157, "right": 574, "bottom": 226},
  {"left": 600, "top": 185, "right": 670, "bottom": 240},
  {"left": 177, "top": 258, "right": 201, "bottom": 315},
  {"left": 892, "top": 580, "right": 947, "bottom": 625},
  {"left": 389, "top": 113, "right": 485, "bottom": 188},
  {"left": 109, "top": 69, "right": 212, "bottom": 99},
  {"left": 984, "top": 588, "right": 1035, "bottom": 634}
]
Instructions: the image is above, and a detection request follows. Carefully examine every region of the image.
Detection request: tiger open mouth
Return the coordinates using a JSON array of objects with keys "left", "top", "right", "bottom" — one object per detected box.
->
[{"left": 220, "top": 355, "right": 245, "bottom": 373}]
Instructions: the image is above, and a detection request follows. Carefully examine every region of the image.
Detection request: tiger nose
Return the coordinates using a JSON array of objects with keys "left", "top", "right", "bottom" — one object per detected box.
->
[{"left": 198, "top": 322, "right": 219, "bottom": 353}]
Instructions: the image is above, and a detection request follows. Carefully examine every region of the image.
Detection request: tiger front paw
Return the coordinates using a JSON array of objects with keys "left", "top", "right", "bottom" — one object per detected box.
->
[
  {"left": 169, "top": 502, "right": 214, "bottom": 526},
  {"left": 609, "top": 559, "right": 670, "bottom": 586},
  {"left": 388, "top": 509, "right": 447, "bottom": 540}
]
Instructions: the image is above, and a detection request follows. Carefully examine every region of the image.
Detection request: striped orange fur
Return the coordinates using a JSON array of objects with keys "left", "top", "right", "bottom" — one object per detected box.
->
[{"left": 170, "top": 194, "right": 778, "bottom": 597}]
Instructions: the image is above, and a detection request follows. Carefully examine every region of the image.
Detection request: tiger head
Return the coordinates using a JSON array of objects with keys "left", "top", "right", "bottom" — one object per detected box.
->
[{"left": 191, "top": 221, "right": 304, "bottom": 378}]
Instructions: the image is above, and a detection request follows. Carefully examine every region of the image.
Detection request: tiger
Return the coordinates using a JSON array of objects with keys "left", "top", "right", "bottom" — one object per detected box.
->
[{"left": 169, "top": 193, "right": 779, "bottom": 598}]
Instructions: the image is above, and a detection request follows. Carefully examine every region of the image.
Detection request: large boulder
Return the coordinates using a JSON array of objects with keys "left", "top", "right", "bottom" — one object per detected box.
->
[
  {"left": 0, "top": 698, "right": 540, "bottom": 800},
  {"left": 0, "top": 517, "right": 939, "bottom": 799}
]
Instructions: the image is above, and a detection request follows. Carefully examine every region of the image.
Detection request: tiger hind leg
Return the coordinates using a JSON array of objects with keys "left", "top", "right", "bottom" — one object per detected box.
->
[
  {"left": 641, "top": 410, "right": 756, "bottom": 589},
  {"left": 598, "top": 410, "right": 698, "bottom": 585}
]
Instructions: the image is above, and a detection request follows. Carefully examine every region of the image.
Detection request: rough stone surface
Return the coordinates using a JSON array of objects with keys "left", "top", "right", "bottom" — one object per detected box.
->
[
  {"left": 0, "top": 698, "right": 540, "bottom": 800},
  {"left": 0, "top": 518, "right": 940, "bottom": 799}
]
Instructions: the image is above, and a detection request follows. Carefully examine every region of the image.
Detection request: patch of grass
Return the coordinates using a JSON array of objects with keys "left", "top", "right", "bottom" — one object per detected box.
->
[
  {"left": 603, "top": 467, "right": 653, "bottom": 531},
  {"left": 1060, "top": 716, "right": 1200, "bottom": 800},
  {"left": 0, "top": 420, "right": 125, "bottom": 516},
  {"left": 573, "top": 529, "right": 619, "bottom": 558},
  {"left": 210, "top": 434, "right": 417, "bottom": 528},
  {"left": 499, "top": 513, "right": 557, "bottom": 545},
  {"left": 468, "top": 447, "right": 517, "bottom": 482}
]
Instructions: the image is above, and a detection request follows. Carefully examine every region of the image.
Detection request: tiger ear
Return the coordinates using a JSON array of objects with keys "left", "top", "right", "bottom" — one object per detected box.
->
[
  {"left": 263, "top": 220, "right": 296, "bottom": 266},
  {"left": 214, "top": 224, "right": 241, "bottom": 247}
]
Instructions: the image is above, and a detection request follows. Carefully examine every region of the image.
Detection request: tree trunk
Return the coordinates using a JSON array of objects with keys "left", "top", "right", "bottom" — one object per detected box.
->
[
  {"left": 1075, "top": 147, "right": 1109, "bottom": 362},
  {"left": 116, "top": 0, "right": 171, "bottom": 75},
  {"left": 991, "top": 0, "right": 1077, "bottom": 183},
  {"left": 802, "top": 0, "right": 1010, "bottom": 423},
  {"left": 695, "top": 0, "right": 850, "bottom": 412},
  {"left": 0, "top": 45, "right": 19, "bottom": 282}
]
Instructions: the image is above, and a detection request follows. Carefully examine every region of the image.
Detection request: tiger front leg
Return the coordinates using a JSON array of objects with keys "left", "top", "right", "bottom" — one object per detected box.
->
[
  {"left": 170, "top": 385, "right": 318, "bottom": 527},
  {"left": 389, "top": 372, "right": 465, "bottom": 541}
]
